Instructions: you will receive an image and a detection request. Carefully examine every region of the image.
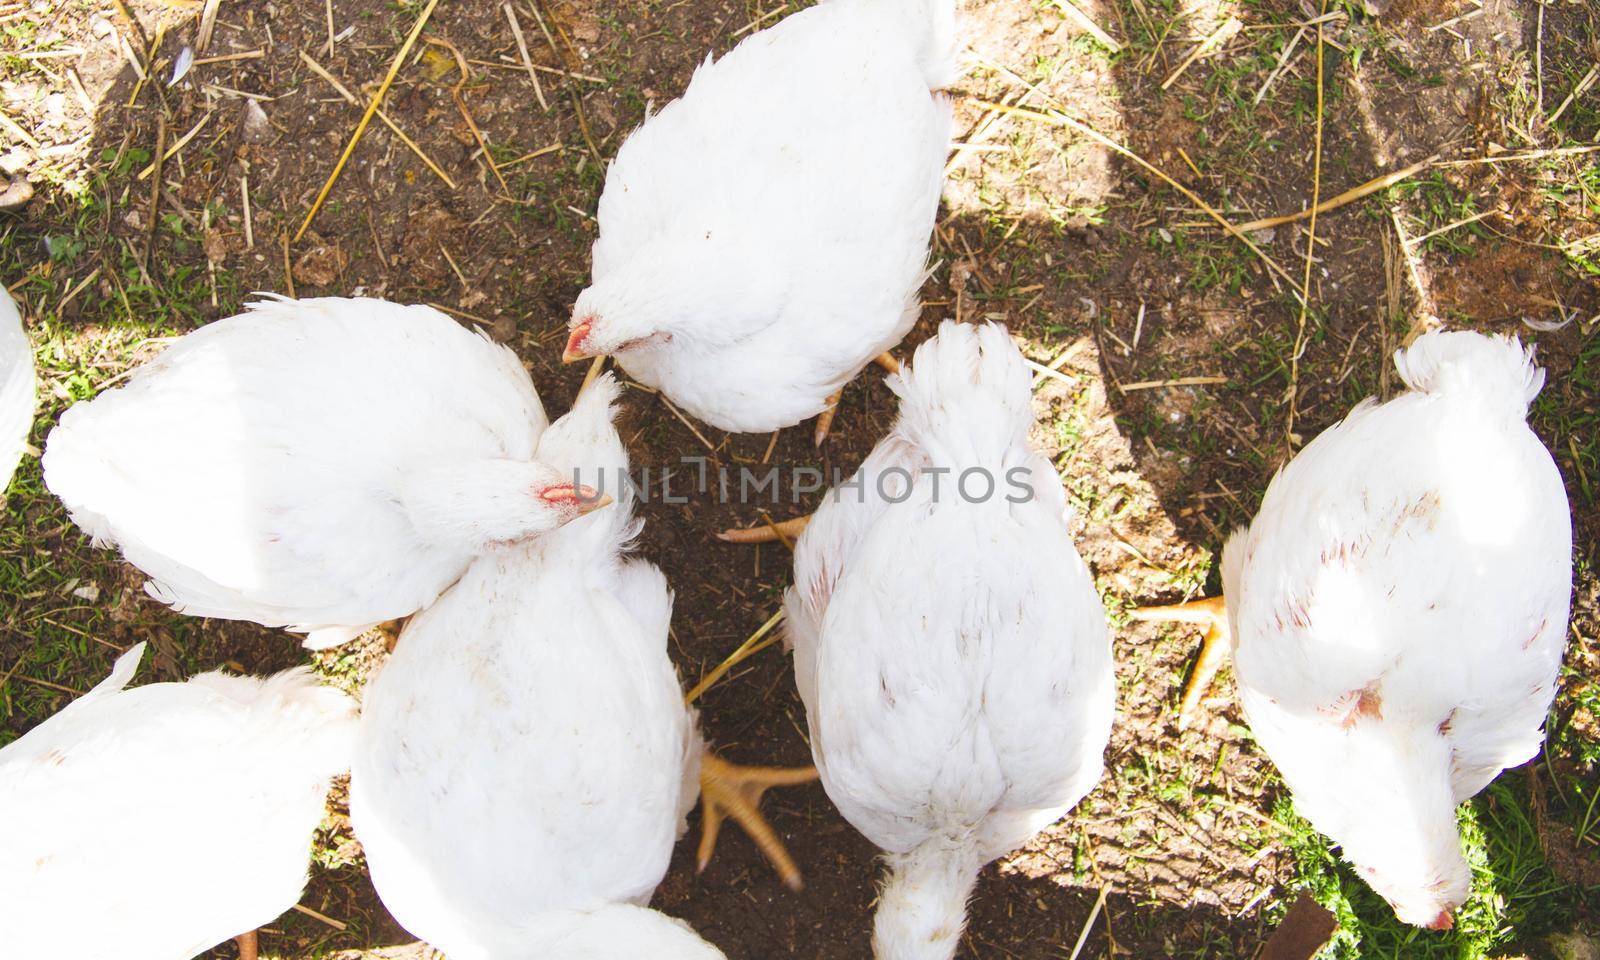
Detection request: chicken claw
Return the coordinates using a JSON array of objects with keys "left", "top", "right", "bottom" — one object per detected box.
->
[
  {"left": 813, "top": 391, "right": 843, "bottom": 446},
  {"left": 716, "top": 514, "right": 812, "bottom": 546},
  {"left": 1129, "top": 595, "right": 1230, "bottom": 729},
  {"left": 812, "top": 353, "right": 903, "bottom": 447},
  {"left": 697, "top": 753, "right": 818, "bottom": 891}
]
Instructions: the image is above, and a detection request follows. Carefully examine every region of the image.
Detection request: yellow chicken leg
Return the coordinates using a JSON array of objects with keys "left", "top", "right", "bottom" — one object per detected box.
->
[
  {"left": 1130, "top": 595, "right": 1230, "bottom": 730},
  {"left": 812, "top": 352, "right": 903, "bottom": 447},
  {"left": 716, "top": 514, "right": 812, "bottom": 546},
  {"left": 813, "top": 391, "right": 843, "bottom": 447},
  {"left": 235, "top": 930, "right": 258, "bottom": 960},
  {"left": 726, "top": 347, "right": 890, "bottom": 539},
  {"left": 697, "top": 753, "right": 818, "bottom": 891}
]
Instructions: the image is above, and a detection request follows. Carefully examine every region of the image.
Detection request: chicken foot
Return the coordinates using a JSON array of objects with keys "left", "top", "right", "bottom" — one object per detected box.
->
[
  {"left": 812, "top": 351, "right": 903, "bottom": 446},
  {"left": 1129, "top": 595, "right": 1230, "bottom": 730},
  {"left": 235, "top": 931, "right": 258, "bottom": 960},
  {"left": 697, "top": 753, "right": 819, "bottom": 891},
  {"left": 716, "top": 514, "right": 812, "bottom": 546},
  {"left": 728, "top": 347, "right": 899, "bottom": 538}
]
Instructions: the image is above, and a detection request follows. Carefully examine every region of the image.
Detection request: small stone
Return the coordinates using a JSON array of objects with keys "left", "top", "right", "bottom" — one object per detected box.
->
[
  {"left": 0, "top": 176, "right": 32, "bottom": 212},
  {"left": 240, "top": 99, "right": 272, "bottom": 143},
  {"left": 589, "top": 96, "right": 616, "bottom": 131},
  {"left": 1, "top": 147, "right": 32, "bottom": 176}
]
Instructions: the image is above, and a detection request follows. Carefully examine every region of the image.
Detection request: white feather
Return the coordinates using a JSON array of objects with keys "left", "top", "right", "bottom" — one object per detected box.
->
[
  {"left": 1223, "top": 328, "right": 1571, "bottom": 928},
  {"left": 40, "top": 296, "right": 590, "bottom": 646},
  {"left": 572, "top": 0, "right": 955, "bottom": 432},
  {"left": 349, "top": 383, "right": 721, "bottom": 959},
  {"left": 0, "top": 645, "right": 357, "bottom": 959},
  {"left": 0, "top": 287, "right": 36, "bottom": 493},
  {"left": 786, "top": 321, "right": 1115, "bottom": 960}
]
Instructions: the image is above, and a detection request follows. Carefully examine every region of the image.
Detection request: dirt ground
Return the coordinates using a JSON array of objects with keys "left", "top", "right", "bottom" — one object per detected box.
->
[{"left": 2, "top": 0, "right": 1597, "bottom": 957}]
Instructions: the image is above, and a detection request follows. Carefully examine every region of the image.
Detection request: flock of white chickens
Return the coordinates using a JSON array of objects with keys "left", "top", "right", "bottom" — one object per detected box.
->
[{"left": 0, "top": 0, "right": 1578, "bottom": 957}]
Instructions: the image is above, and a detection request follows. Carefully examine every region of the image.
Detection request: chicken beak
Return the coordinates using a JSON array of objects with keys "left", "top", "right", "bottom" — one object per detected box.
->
[
  {"left": 539, "top": 483, "right": 614, "bottom": 514},
  {"left": 563, "top": 320, "right": 594, "bottom": 364},
  {"left": 1423, "top": 911, "right": 1453, "bottom": 932},
  {"left": 577, "top": 491, "right": 615, "bottom": 514}
]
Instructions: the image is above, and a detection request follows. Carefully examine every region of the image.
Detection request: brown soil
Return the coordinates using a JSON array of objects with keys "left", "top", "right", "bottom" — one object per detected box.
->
[{"left": 1, "top": 0, "right": 1596, "bottom": 958}]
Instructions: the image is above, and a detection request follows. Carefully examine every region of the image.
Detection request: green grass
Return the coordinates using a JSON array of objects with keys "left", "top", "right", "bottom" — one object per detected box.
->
[
  {"left": 0, "top": 142, "right": 243, "bottom": 746},
  {"left": 1534, "top": 329, "right": 1600, "bottom": 509},
  {"left": 5, "top": 0, "right": 1599, "bottom": 956},
  {"left": 1392, "top": 173, "right": 1489, "bottom": 256},
  {"left": 1272, "top": 769, "right": 1590, "bottom": 960}
]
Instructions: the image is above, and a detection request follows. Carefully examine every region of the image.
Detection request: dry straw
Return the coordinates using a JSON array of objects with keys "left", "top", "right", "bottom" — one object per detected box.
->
[
  {"left": 1285, "top": 0, "right": 1330, "bottom": 449},
  {"left": 295, "top": 0, "right": 443, "bottom": 244},
  {"left": 971, "top": 99, "right": 1303, "bottom": 296},
  {"left": 684, "top": 609, "right": 787, "bottom": 705}
]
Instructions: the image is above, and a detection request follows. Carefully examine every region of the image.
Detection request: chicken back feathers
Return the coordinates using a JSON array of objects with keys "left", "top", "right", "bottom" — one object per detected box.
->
[
  {"left": 42, "top": 296, "right": 554, "bottom": 647},
  {"left": 350, "top": 375, "right": 718, "bottom": 960},
  {"left": 787, "top": 321, "right": 1115, "bottom": 959},
  {"left": 574, "top": 0, "right": 955, "bottom": 433},
  {"left": 1223, "top": 329, "right": 1570, "bottom": 927},
  {"left": 0, "top": 288, "right": 35, "bottom": 493},
  {"left": 0, "top": 643, "right": 356, "bottom": 960}
]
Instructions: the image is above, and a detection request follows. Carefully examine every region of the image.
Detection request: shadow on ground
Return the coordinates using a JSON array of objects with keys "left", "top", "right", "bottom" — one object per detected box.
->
[{"left": 2, "top": 0, "right": 1596, "bottom": 957}]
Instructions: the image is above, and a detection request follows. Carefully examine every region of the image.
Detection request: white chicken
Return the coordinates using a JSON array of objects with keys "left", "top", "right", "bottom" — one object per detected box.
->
[
  {"left": 0, "top": 641, "right": 357, "bottom": 960},
  {"left": 350, "top": 375, "right": 814, "bottom": 960},
  {"left": 43, "top": 296, "right": 606, "bottom": 649},
  {"left": 563, "top": 0, "right": 955, "bottom": 443},
  {"left": 1, "top": 286, "right": 36, "bottom": 492},
  {"left": 1135, "top": 330, "right": 1572, "bottom": 929},
  {"left": 784, "top": 321, "right": 1116, "bottom": 960}
]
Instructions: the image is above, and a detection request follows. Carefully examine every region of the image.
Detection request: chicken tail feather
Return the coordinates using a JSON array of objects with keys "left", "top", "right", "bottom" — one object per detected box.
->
[{"left": 1392, "top": 329, "right": 1544, "bottom": 419}]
